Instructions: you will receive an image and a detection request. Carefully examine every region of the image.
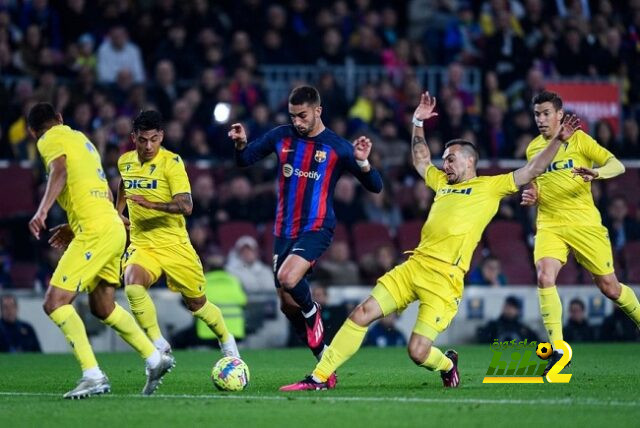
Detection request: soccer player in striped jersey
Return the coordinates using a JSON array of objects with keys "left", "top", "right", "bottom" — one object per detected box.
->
[
  {"left": 229, "top": 86, "right": 383, "bottom": 373},
  {"left": 279, "top": 91, "right": 579, "bottom": 391}
]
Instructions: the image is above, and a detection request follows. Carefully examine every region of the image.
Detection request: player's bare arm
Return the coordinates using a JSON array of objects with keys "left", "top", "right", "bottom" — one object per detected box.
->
[
  {"left": 228, "top": 123, "right": 248, "bottom": 150},
  {"left": 353, "top": 136, "right": 372, "bottom": 172},
  {"left": 29, "top": 155, "right": 67, "bottom": 239},
  {"left": 411, "top": 92, "right": 438, "bottom": 178},
  {"left": 572, "top": 157, "right": 626, "bottom": 182},
  {"left": 513, "top": 114, "right": 581, "bottom": 187},
  {"left": 126, "top": 192, "right": 193, "bottom": 216}
]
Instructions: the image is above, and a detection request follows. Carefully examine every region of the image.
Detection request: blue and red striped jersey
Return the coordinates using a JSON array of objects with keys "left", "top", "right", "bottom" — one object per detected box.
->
[{"left": 235, "top": 125, "right": 383, "bottom": 238}]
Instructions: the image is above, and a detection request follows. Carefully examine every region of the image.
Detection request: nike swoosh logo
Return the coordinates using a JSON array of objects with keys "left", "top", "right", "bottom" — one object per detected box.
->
[
  {"left": 291, "top": 248, "right": 305, "bottom": 252},
  {"left": 283, "top": 149, "right": 295, "bottom": 153}
]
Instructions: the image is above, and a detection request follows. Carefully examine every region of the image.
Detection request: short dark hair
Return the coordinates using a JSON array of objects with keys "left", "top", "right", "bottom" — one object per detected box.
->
[
  {"left": 569, "top": 298, "right": 585, "bottom": 311},
  {"left": 532, "top": 91, "right": 563, "bottom": 111},
  {"left": 288, "top": 85, "right": 321, "bottom": 106},
  {"left": 132, "top": 110, "right": 163, "bottom": 133},
  {"left": 27, "top": 102, "right": 58, "bottom": 133},
  {"left": 444, "top": 139, "right": 479, "bottom": 166}
]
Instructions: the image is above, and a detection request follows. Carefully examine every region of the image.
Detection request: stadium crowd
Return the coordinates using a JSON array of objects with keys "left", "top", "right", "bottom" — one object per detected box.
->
[{"left": 1, "top": 0, "right": 640, "bottom": 291}]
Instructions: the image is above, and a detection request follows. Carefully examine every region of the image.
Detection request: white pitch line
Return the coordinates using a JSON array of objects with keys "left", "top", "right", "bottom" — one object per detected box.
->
[{"left": 0, "top": 391, "right": 638, "bottom": 407}]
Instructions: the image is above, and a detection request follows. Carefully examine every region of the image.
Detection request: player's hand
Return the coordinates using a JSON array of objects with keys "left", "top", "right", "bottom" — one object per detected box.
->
[
  {"left": 520, "top": 185, "right": 538, "bottom": 206},
  {"left": 555, "top": 114, "right": 580, "bottom": 142},
  {"left": 28, "top": 209, "right": 47, "bottom": 239},
  {"left": 48, "top": 224, "right": 74, "bottom": 249},
  {"left": 353, "top": 136, "right": 372, "bottom": 161},
  {"left": 571, "top": 166, "right": 599, "bottom": 182},
  {"left": 119, "top": 214, "right": 131, "bottom": 230},
  {"left": 125, "top": 194, "right": 154, "bottom": 209},
  {"left": 413, "top": 91, "right": 439, "bottom": 121},
  {"left": 228, "top": 123, "right": 248, "bottom": 149}
]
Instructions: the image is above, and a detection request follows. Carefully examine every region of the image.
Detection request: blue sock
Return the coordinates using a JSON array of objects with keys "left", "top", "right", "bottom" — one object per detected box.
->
[{"left": 287, "top": 278, "right": 314, "bottom": 314}]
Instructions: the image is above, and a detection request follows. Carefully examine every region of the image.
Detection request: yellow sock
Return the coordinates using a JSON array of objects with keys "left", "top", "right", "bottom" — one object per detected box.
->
[
  {"left": 615, "top": 284, "right": 640, "bottom": 328},
  {"left": 49, "top": 305, "right": 98, "bottom": 371},
  {"left": 421, "top": 346, "right": 453, "bottom": 372},
  {"left": 125, "top": 284, "right": 163, "bottom": 341},
  {"left": 538, "top": 286, "right": 563, "bottom": 343},
  {"left": 313, "top": 319, "right": 368, "bottom": 382},
  {"left": 192, "top": 301, "right": 230, "bottom": 343},
  {"left": 102, "top": 303, "right": 156, "bottom": 359}
]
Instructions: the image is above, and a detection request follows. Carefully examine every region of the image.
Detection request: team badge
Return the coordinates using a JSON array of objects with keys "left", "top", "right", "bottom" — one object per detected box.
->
[{"left": 314, "top": 150, "right": 327, "bottom": 163}]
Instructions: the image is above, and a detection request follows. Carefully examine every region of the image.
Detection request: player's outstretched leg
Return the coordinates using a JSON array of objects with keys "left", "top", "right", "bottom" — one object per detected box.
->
[
  {"left": 278, "top": 289, "right": 327, "bottom": 359},
  {"left": 280, "top": 296, "right": 382, "bottom": 391},
  {"left": 185, "top": 296, "right": 239, "bottom": 358}
]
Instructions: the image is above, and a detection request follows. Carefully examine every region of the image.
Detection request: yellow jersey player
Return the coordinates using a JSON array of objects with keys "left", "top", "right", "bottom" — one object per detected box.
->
[
  {"left": 116, "top": 110, "right": 239, "bottom": 364},
  {"left": 522, "top": 91, "right": 640, "bottom": 373},
  {"left": 280, "top": 92, "right": 580, "bottom": 391},
  {"left": 27, "top": 103, "right": 173, "bottom": 399}
]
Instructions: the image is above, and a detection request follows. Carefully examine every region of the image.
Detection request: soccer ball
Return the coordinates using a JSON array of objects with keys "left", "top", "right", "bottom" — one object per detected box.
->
[
  {"left": 211, "top": 356, "right": 250, "bottom": 391},
  {"left": 536, "top": 342, "right": 553, "bottom": 360}
]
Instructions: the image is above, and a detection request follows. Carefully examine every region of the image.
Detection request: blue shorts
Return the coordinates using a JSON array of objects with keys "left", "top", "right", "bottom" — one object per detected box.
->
[{"left": 272, "top": 229, "right": 333, "bottom": 288}]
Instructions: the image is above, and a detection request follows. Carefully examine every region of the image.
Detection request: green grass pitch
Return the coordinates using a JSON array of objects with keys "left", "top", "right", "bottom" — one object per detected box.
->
[{"left": 1, "top": 344, "right": 639, "bottom": 427}]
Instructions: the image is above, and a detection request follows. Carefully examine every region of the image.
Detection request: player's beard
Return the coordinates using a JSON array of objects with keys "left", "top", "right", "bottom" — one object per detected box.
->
[{"left": 296, "top": 117, "right": 315, "bottom": 137}]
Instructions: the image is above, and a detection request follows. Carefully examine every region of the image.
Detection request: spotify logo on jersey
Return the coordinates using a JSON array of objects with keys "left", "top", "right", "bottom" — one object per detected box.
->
[{"left": 283, "top": 163, "right": 293, "bottom": 177}]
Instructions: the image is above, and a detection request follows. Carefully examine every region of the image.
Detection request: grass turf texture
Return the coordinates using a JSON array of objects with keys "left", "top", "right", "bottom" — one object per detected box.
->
[{"left": 1, "top": 344, "right": 639, "bottom": 427}]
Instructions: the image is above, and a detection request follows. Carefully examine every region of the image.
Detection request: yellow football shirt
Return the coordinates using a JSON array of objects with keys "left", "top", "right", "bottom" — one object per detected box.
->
[
  {"left": 118, "top": 148, "right": 191, "bottom": 248},
  {"left": 526, "top": 129, "right": 613, "bottom": 228},
  {"left": 37, "top": 124, "right": 117, "bottom": 234},
  {"left": 413, "top": 165, "right": 518, "bottom": 272}
]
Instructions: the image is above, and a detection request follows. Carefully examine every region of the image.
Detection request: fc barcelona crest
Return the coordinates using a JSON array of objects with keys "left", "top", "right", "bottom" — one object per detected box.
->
[{"left": 314, "top": 150, "right": 327, "bottom": 163}]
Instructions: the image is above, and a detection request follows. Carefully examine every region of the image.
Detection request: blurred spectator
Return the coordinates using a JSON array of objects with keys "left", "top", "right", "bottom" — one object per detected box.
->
[
  {"left": 476, "top": 296, "right": 539, "bottom": 343},
  {"left": 599, "top": 306, "right": 640, "bottom": 342},
  {"left": 155, "top": 22, "right": 197, "bottom": 79},
  {"left": 225, "top": 235, "right": 274, "bottom": 293},
  {"left": 0, "top": 294, "right": 41, "bottom": 353},
  {"left": 594, "top": 119, "right": 616, "bottom": 152},
  {"left": 360, "top": 244, "right": 398, "bottom": 284},
  {"left": 564, "top": 298, "right": 595, "bottom": 342},
  {"left": 362, "top": 190, "right": 403, "bottom": 234},
  {"left": 316, "top": 240, "right": 361, "bottom": 285},
  {"left": 603, "top": 196, "right": 640, "bottom": 251},
  {"left": 364, "top": 313, "right": 406, "bottom": 347},
  {"left": 619, "top": 118, "right": 640, "bottom": 158},
  {"left": 468, "top": 255, "right": 507, "bottom": 286},
  {"left": 402, "top": 180, "right": 433, "bottom": 221},
  {"left": 333, "top": 177, "right": 367, "bottom": 227},
  {"left": 149, "top": 60, "right": 182, "bottom": 120},
  {"left": 198, "top": 258, "right": 247, "bottom": 341},
  {"left": 97, "top": 25, "right": 145, "bottom": 84},
  {"left": 223, "top": 176, "right": 266, "bottom": 224},
  {"left": 0, "top": 246, "right": 12, "bottom": 289}
]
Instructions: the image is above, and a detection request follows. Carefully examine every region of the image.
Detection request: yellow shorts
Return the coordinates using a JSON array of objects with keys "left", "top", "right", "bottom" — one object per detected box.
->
[
  {"left": 50, "top": 219, "right": 126, "bottom": 293},
  {"left": 122, "top": 242, "right": 206, "bottom": 298},
  {"left": 371, "top": 256, "right": 463, "bottom": 341},
  {"left": 534, "top": 225, "right": 614, "bottom": 276}
]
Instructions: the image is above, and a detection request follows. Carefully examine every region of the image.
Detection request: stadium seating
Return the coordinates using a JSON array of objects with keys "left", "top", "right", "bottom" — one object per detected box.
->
[
  {"left": 352, "top": 221, "right": 394, "bottom": 260},
  {"left": 0, "top": 165, "right": 36, "bottom": 219},
  {"left": 485, "top": 220, "right": 536, "bottom": 284},
  {"left": 218, "top": 221, "right": 259, "bottom": 255},
  {"left": 622, "top": 242, "right": 640, "bottom": 283},
  {"left": 10, "top": 261, "right": 37, "bottom": 289},
  {"left": 396, "top": 219, "right": 423, "bottom": 252}
]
